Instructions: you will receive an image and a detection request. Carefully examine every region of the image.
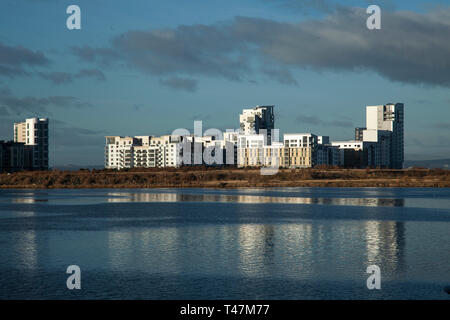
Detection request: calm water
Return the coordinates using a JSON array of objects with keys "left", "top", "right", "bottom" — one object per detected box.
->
[{"left": 0, "top": 188, "right": 449, "bottom": 300}]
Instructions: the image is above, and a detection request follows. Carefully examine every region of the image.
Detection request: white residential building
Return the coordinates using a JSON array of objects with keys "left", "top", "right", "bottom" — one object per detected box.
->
[
  {"left": 237, "top": 134, "right": 265, "bottom": 167},
  {"left": 14, "top": 117, "right": 49, "bottom": 170},
  {"left": 263, "top": 141, "right": 284, "bottom": 167},
  {"left": 283, "top": 133, "right": 318, "bottom": 168},
  {"left": 239, "top": 105, "right": 274, "bottom": 143},
  {"left": 105, "top": 135, "right": 182, "bottom": 169},
  {"left": 105, "top": 136, "right": 138, "bottom": 169},
  {"left": 363, "top": 103, "right": 404, "bottom": 169}
]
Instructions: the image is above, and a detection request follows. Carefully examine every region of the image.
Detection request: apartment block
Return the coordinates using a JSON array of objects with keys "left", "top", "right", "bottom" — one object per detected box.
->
[
  {"left": 239, "top": 105, "right": 274, "bottom": 144},
  {"left": 263, "top": 142, "right": 284, "bottom": 167},
  {"left": 0, "top": 141, "right": 25, "bottom": 172},
  {"left": 364, "top": 103, "right": 404, "bottom": 169},
  {"left": 105, "top": 135, "right": 184, "bottom": 169},
  {"left": 283, "top": 133, "right": 318, "bottom": 168},
  {"left": 237, "top": 134, "right": 265, "bottom": 167},
  {"left": 105, "top": 136, "right": 139, "bottom": 170},
  {"left": 14, "top": 118, "right": 49, "bottom": 170},
  {"left": 331, "top": 140, "right": 377, "bottom": 168}
]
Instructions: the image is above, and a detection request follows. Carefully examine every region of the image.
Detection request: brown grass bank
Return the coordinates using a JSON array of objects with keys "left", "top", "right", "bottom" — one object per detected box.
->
[{"left": 1, "top": 167, "right": 449, "bottom": 189}]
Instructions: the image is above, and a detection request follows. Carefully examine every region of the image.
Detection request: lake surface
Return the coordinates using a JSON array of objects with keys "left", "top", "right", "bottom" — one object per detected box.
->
[{"left": 0, "top": 188, "right": 449, "bottom": 300}]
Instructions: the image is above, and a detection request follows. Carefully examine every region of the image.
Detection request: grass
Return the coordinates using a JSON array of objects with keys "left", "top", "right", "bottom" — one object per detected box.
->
[{"left": 1, "top": 166, "right": 449, "bottom": 189}]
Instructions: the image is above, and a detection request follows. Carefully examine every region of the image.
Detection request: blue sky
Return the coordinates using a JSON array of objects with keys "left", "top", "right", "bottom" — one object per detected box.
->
[{"left": 0, "top": 0, "right": 449, "bottom": 166}]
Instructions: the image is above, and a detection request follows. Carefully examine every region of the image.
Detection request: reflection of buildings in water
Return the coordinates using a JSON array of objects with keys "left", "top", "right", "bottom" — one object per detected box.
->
[
  {"left": 237, "top": 223, "right": 315, "bottom": 279},
  {"left": 107, "top": 228, "right": 180, "bottom": 273},
  {"left": 14, "top": 229, "right": 38, "bottom": 270},
  {"left": 365, "top": 220, "right": 405, "bottom": 275},
  {"left": 280, "top": 224, "right": 313, "bottom": 278},
  {"left": 106, "top": 192, "right": 405, "bottom": 208},
  {"left": 237, "top": 224, "right": 275, "bottom": 277},
  {"left": 10, "top": 193, "right": 39, "bottom": 270}
]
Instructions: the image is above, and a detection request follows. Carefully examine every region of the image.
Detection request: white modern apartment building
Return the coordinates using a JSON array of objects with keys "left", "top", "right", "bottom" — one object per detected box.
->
[
  {"left": 363, "top": 103, "right": 404, "bottom": 169},
  {"left": 105, "top": 134, "right": 239, "bottom": 169},
  {"left": 105, "top": 136, "right": 138, "bottom": 169},
  {"left": 237, "top": 134, "right": 265, "bottom": 167},
  {"left": 14, "top": 117, "right": 49, "bottom": 170},
  {"left": 239, "top": 105, "right": 274, "bottom": 143},
  {"left": 237, "top": 133, "right": 320, "bottom": 169},
  {"left": 263, "top": 141, "right": 284, "bottom": 167},
  {"left": 283, "top": 133, "right": 318, "bottom": 168},
  {"left": 105, "top": 135, "right": 182, "bottom": 170}
]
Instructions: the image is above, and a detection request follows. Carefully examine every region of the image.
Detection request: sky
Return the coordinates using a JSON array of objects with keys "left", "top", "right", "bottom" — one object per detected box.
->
[{"left": 0, "top": 0, "right": 449, "bottom": 166}]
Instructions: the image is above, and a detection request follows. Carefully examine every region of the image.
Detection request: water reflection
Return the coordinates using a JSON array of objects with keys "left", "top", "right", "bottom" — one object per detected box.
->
[
  {"left": 100, "top": 219, "right": 405, "bottom": 281},
  {"left": 365, "top": 221, "right": 405, "bottom": 275},
  {"left": 2, "top": 188, "right": 448, "bottom": 299},
  {"left": 14, "top": 230, "right": 38, "bottom": 270},
  {"left": 106, "top": 192, "right": 406, "bottom": 207},
  {"left": 238, "top": 225, "right": 275, "bottom": 277}
]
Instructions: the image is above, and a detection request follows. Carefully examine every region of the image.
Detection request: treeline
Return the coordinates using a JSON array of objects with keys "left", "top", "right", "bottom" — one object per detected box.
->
[{"left": 0, "top": 167, "right": 449, "bottom": 188}]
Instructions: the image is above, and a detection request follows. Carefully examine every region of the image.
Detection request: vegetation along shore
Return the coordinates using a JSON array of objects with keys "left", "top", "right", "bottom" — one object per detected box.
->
[{"left": 1, "top": 167, "right": 449, "bottom": 189}]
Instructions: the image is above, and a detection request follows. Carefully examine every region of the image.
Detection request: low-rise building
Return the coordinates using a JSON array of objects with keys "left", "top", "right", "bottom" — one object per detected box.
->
[
  {"left": 331, "top": 140, "right": 377, "bottom": 168},
  {"left": 237, "top": 134, "right": 265, "bottom": 167},
  {"left": 283, "top": 133, "right": 318, "bottom": 168},
  {"left": 0, "top": 141, "right": 25, "bottom": 172},
  {"left": 105, "top": 135, "right": 185, "bottom": 169}
]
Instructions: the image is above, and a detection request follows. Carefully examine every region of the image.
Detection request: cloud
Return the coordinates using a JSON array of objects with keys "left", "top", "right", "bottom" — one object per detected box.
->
[
  {"left": 51, "top": 120, "right": 104, "bottom": 147},
  {"left": 71, "top": 45, "right": 120, "bottom": 66},
  {"left": 70, "top": 6, "right": 450, "bottom": 88},
  {"left": 38, "top": 71, "right": 73, "bottom": 85},
  {"left": 38, "top": 68, "right": 106, "bottom": 85},
  {"left": 328, "top": 119, "right": 354, "bottom": 128},
  {"left": 0, "top": 86, "right": 92, "bottom": 115},
  {"left": 0, "top": 42, "right": 50, "bottom": 78},
  {"left": 296, "top": 115, "right": 322, "bottom": 125},
  {"left": 435, "top": 122, "right": 450, "bottom": 130},
  {"left": 159, "top": 77, "right": 198, "bottom": 92},
  {"left": 76, "top": 68, "right": 106, "bottom": 81},
  {"left": 296, "top": 114, "right": 354, "bottom": 128},
  {"left": 261, "top": 66, "right": 298, "bottom": 85}
]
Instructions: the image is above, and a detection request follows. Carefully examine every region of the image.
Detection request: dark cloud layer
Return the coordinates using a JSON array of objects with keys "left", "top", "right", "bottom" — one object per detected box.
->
[
  {"left": 0, "top": 86, "right": 92, "bottom": 115},
  {"left": 38, "top": 68, "right": 106, "bottom": 84},
  {"left": 159, "top": 77, "right": 198, "bottom": 92},
  {"left": 51, "top": 119, "right": 104, "bottom": 148},
  {"left": 71, "top": 6, "right": 450, "bottom": 88},
  {"left": 296, "top": 114, "right": 353, "bottom": 128},
  {"left": 0, "top": 42, "right": 50, "bottom": 77}
]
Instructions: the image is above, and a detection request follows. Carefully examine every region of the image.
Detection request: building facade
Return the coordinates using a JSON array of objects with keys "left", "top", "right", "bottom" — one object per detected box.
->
[
  {"left": 283, "top": 133, "right": 318, "bottom": 168},
  {"left": 239, "top": 105, "right": 274, "bottom": 143},
  {"left": 14, "top": 118, "right": 49, "bottom": 170},
  {"left": 0, "top": 141, "right": 25, "bottom": 172},
  {"left": 364, "top": 103, "right": 404, "bottom": 169}
]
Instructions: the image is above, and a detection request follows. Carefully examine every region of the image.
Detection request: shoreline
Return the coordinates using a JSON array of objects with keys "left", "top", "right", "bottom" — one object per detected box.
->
[{"left": 1, "top": 167, "right": 449, "bottom": 189}]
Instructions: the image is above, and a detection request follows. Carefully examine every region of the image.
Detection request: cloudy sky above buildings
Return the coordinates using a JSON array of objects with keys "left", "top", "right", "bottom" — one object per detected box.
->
[{"left": 0, "top": 0, "right": 449, "bottom": 166}]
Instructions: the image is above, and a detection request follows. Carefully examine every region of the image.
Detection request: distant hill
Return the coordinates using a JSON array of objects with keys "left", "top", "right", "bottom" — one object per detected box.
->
[
  {"left": 405, "top": 159, "right": 450, "bottom": 169},
  {"left": 51, "top": 164, "right": 104, "bottom": 171}
]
